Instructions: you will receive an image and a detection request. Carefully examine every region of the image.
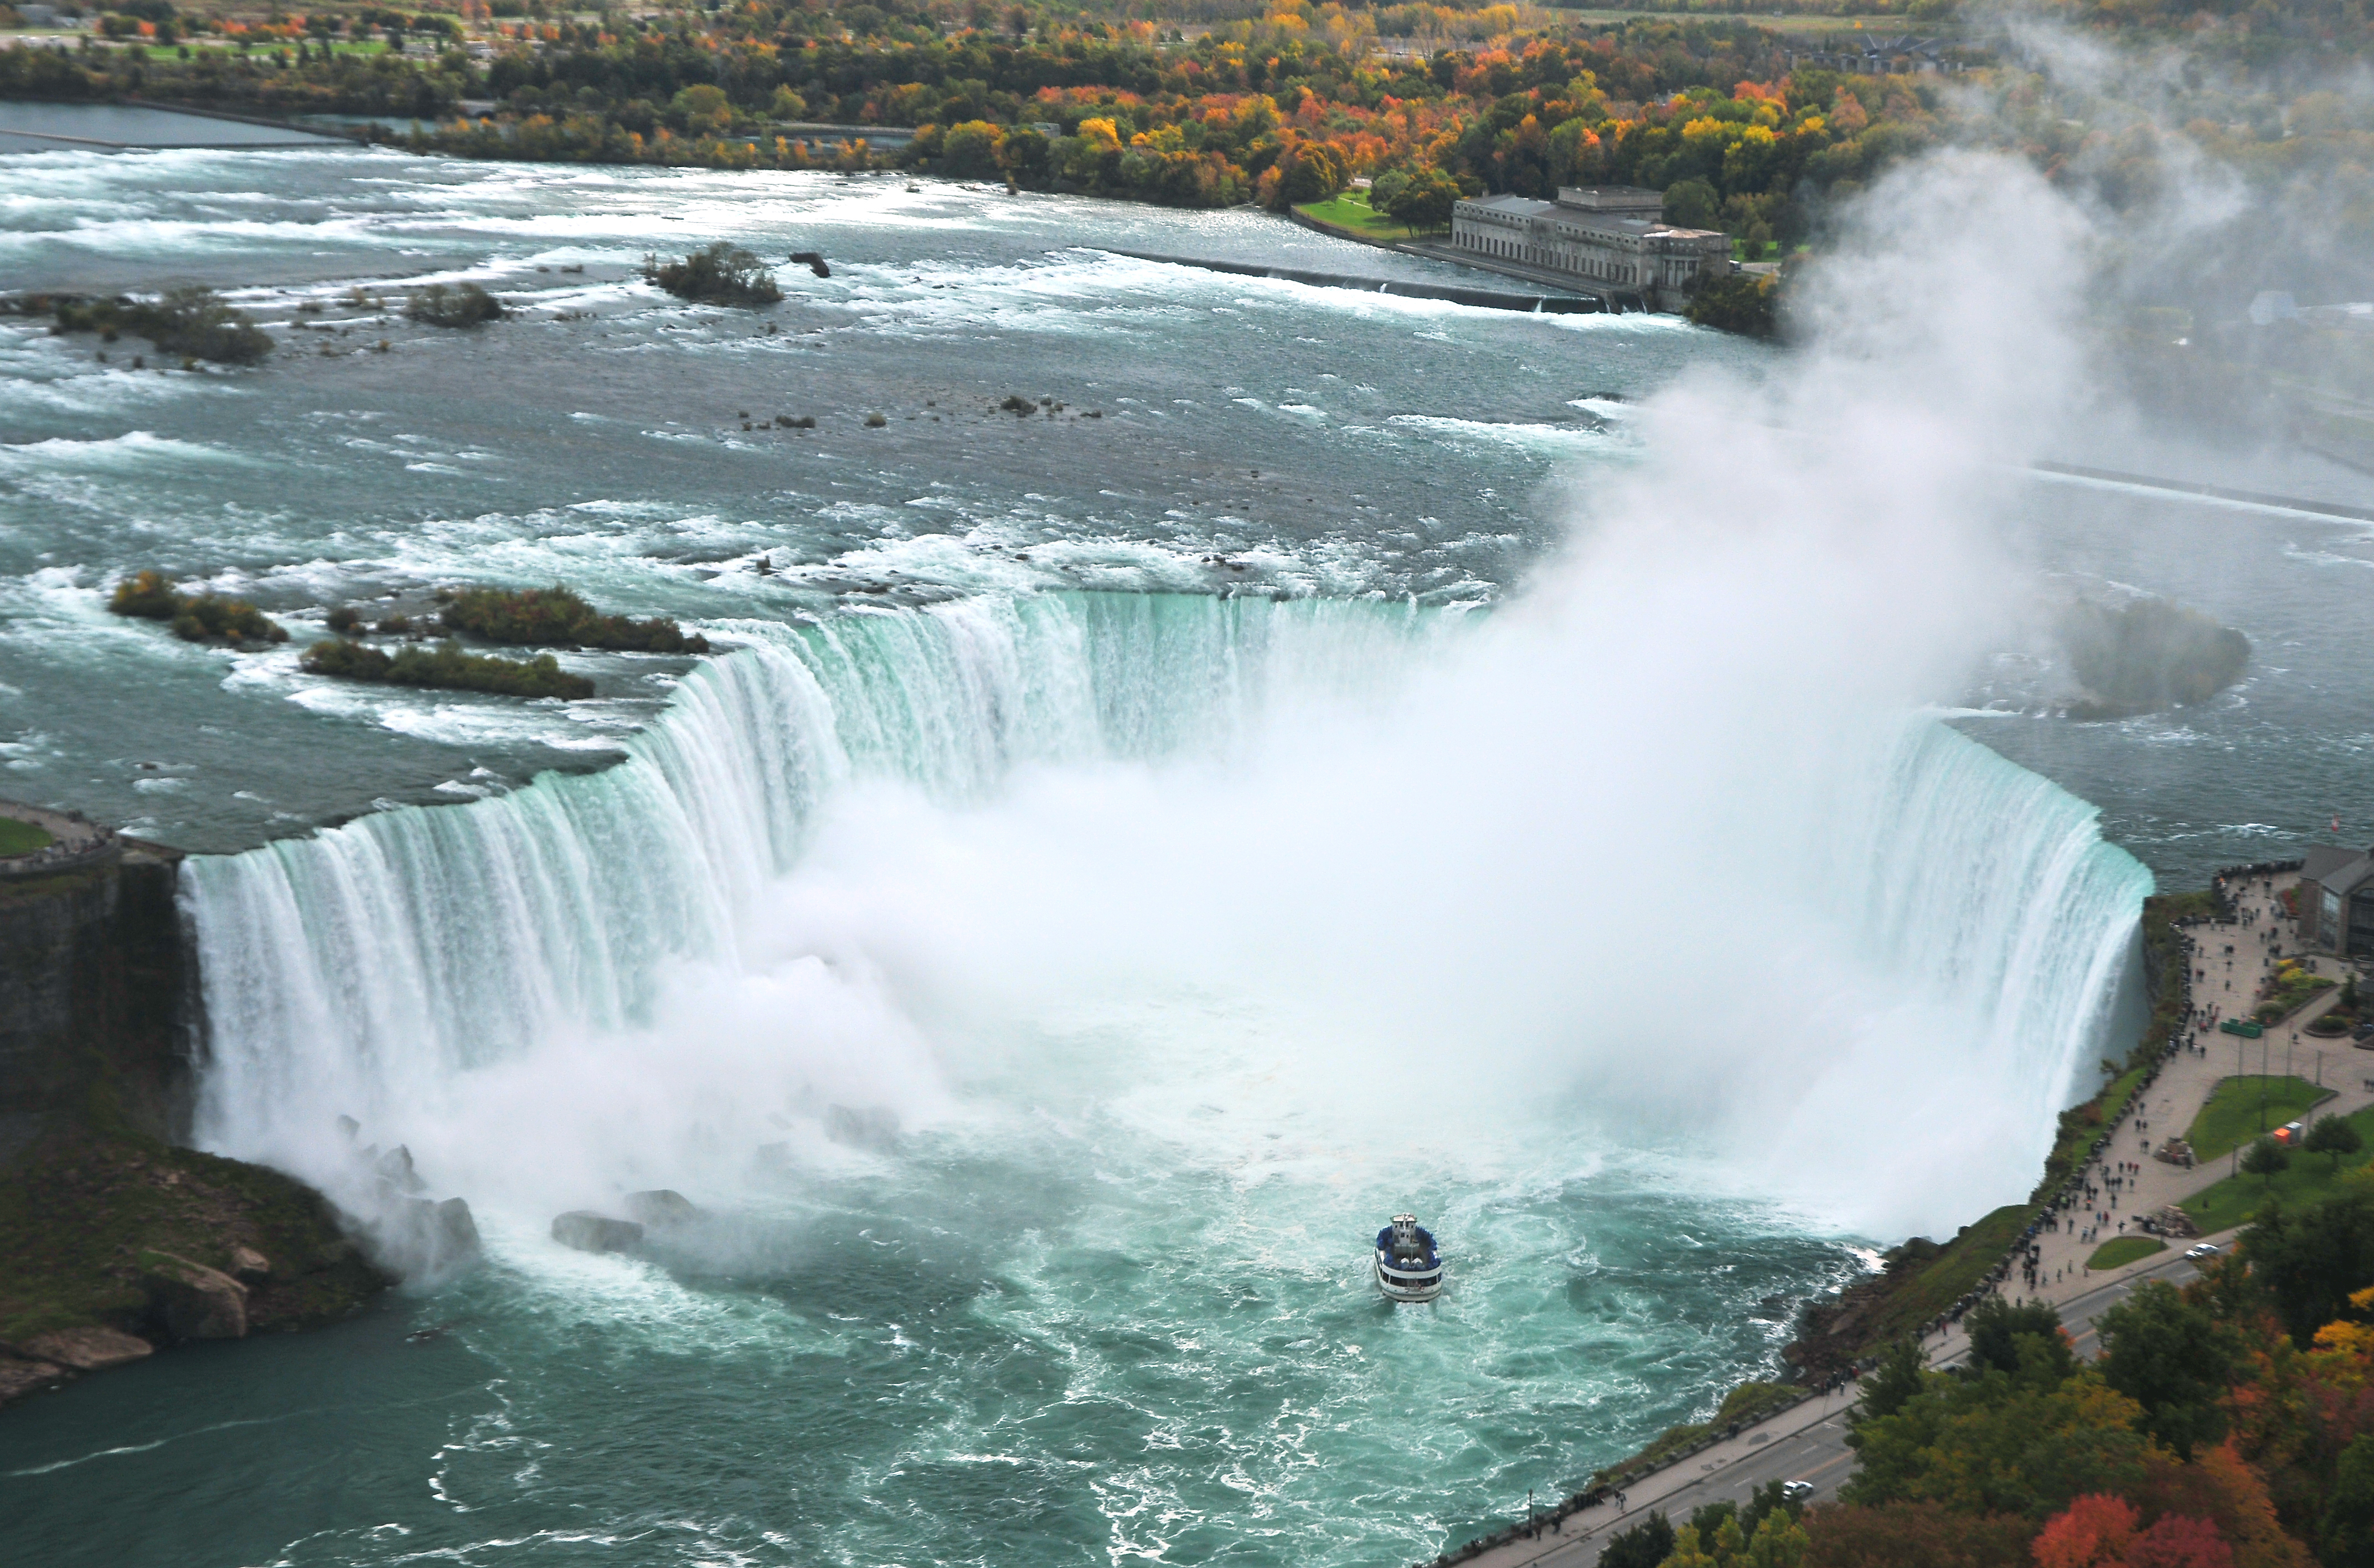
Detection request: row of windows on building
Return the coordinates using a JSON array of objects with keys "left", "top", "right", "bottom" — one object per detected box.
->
[{"left": 1466, "top": 228, "right": 1640, "bottom": 284}]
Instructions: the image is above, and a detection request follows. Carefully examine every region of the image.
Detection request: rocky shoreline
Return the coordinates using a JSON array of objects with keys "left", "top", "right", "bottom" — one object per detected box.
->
[
  {"left": 0, "top": 803, "right": 414, "bottom": 1412},
  {"left": 0, "top": 1127, "right": 393, "bottom": 1407}
]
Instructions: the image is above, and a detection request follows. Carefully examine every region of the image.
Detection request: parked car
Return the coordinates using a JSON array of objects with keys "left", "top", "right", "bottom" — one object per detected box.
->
[{"left": 2186, "top": 1242, "right": 2221, "bottom": 1261}]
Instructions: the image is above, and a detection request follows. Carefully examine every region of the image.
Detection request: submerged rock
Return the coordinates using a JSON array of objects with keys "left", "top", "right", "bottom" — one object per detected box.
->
[
  {"left": 622, "top": 1189, "right": 702, "bottom": 1229},
  {"left": 826, "top": 1104, "right": 901, "bottom": 1152},
  {"left": 551, "top": 1211, "right": 644, "bottom": 1254}
]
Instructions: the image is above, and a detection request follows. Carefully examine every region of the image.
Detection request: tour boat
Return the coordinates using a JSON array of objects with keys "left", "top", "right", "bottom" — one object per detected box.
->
[{"left": 1374, "top": 1214, "right": 1444, "bottom": 1302}]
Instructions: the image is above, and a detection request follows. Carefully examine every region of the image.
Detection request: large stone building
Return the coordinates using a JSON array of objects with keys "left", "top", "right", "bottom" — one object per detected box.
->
[
  {"left": 1448, "top": 186, "right": 1732, "bottom": 312},
  {"left": 2299, "top": 845, "right": 2374, "bottom": 957}
]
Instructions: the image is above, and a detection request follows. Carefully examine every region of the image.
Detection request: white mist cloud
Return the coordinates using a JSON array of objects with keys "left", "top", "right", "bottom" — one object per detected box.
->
[{"left": 691, "top": 151, "right": 2140, "bottom": 1238}]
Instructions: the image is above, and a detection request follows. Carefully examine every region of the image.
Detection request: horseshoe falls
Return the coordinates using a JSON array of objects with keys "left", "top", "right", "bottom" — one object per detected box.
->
[
  {"left": 158, "top": 585, "right": 2148, "bottom": 1567},
  {"left": 0, "top": 148, "right": 2198, "bottom": 1568}
]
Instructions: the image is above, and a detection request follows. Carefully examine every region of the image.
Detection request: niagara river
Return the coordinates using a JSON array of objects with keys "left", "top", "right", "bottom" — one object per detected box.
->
[{"left": 4, "top": 146, "right": 2371, "bottom": 1567}]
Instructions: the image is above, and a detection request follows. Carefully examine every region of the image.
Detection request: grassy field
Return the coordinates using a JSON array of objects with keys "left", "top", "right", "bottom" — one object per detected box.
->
[
  {"left": 2186, "top": 1075, "right": 2334, "bottom": 1164},
  {"left": 0, "top": 818, "right": 53, "bottom": 857},
  {"left": 1860, "top": 1201, "right": 2036, "bottom": 1344},
  {"left": 2088, "top": 1236, "right": 2168, "bottom": 1271},
  {"left": 2181, "top": 1102, "right": 2374, "bottom": 1234},
  {"left": 104, "top": 39, "right": 397, "bottom": 61},
  {"left": 1294, "top": 193, "right": 1416, "bottom": 243}
]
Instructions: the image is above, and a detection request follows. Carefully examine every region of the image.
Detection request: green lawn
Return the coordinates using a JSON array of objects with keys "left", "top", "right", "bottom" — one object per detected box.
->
[
  {"left": 2088, "top": 1236, "right": 2167, "bottom": 1271},
  {"left": 1294, "top": 193, "right": 1415, "bottom": 242},
  {"left": 2181, "top": 1101, "right": 2374, "bottom": 1234},
  {"left": 0, "top": 818, "right": 53, "bottom": 857},
  {"left": 2185, "top": 1075, "right": 2334, "bottom": 1164},
  {"left": 119, "top": 39, "right": 395, "bottom": 60}
]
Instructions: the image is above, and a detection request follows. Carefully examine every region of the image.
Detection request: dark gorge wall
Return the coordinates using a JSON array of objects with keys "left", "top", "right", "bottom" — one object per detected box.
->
[
  {"left": 0, "top": 846, "right": 194, "bottom": 1163},
  {"left": 1, "top": 843, "right": 390, "bottom": 1411}
]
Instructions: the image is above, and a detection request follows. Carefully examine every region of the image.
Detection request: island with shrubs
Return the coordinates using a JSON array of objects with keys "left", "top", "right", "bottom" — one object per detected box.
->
[
  {"left": 435, "top": 584, "right": 712, "bottom": 654},
  {"left": 301, "top": 637, "right": 596, "bottom": 700},
  {"left": 642, "top": 244, "right": 784, "bottom": 307},
  {"left": 14, "top": 289, "right": 273, "bottom": 367},
  {"left": 107, "top": 571, "right": 288, "bottom": 646},
  {"left": 102, "top": 573, "right": 709, "bottom": 703},
  {"left": 298, "top": 583, "right": 712, "bottom": 702}
]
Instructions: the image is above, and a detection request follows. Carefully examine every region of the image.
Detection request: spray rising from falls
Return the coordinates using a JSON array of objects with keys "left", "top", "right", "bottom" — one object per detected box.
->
[
  {"left": 184, "top": 586, "right": 2148, "bottom": 1239},
  {"left": 182, "top": 593, "right": 1457, "bottom": 1206}
]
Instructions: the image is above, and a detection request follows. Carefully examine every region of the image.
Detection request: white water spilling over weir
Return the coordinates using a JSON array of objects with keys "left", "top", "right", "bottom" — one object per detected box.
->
[{"left": 182, "top": 590, "right": 2150, "bottom": 1236}]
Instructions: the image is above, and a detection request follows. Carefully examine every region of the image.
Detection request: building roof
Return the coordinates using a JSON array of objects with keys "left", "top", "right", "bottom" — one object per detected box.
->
[
  {"left": 2330, "top": 858, "right": 2374, "bottom": 900},
  {"left": 2302, "top": 845, "right": 2366, "bottom": 884},
  {"left": 1460, "top": 193, "right": 1554, "bottom": 217},
  {"left": 1556, "top": 186, "right": 1665, "bottom": 213}
]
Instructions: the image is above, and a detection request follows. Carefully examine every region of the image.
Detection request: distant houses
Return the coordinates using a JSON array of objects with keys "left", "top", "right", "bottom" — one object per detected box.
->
[
  {"left": 1448, "top": 185, "right": 1730, "bottom": 312},
  {"left": 1778, "top": 35, "right": 1968, "bottom": 75}
]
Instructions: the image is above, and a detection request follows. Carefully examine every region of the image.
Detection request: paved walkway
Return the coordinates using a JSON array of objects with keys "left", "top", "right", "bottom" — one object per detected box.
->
[
  {"left": 1447, "top": 866, "right": 2374, "bottom": 1568},
  {"left": 2019, "top": 869, "right": 2368, "bottom": 1310},
  {"left": 0, "top": 798, "right": 117, "bottom": 878}
]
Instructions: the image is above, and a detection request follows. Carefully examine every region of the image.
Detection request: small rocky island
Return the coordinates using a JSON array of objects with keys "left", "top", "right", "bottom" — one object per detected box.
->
[{"left": 2056, "top": 596, "right": 2251, "bottom": 721}]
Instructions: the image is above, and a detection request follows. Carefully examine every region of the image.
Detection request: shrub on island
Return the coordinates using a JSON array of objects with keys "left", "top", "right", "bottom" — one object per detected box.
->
[
  {"left": 49, "top": 288, "right": 273, "bottom": 365},
  {"left": 406, "top": 283, "right": 507, "bottom": 328},
  {"left": 110, "top": 570, "right": 181, "bottom": 620},
  {"left": 642, "top": 243, "right": 782, "bottom": 307},
  {"left": 302, "top": 638, "right": 596, "bottom": 699},
  {"left": 110, "top": 570, "right": 288, "bottom": 646},
  {"left": 437, "top": 585, "right": 710, "bottom": 653}
]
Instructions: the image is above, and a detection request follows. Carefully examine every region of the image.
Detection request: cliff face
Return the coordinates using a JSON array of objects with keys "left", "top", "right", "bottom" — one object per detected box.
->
[
  {"left": 0, "top": 847, "right": 194, "bottom": 1163},
  {"left": 0, "top": 847, "right": 391, "bottom": 1411}
]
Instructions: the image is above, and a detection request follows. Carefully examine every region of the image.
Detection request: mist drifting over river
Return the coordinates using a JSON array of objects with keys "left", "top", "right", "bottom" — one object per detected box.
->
[{"left": 1, "top": 81, "right": 2368, "bottom": 1564}]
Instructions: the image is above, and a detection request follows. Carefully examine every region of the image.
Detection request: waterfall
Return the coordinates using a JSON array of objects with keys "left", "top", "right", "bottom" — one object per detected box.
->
[
  {"left": 182, "top": 590, "right": 2149, "bottom": 1233},
  {"left": 182, "top": 592, "right": 1454, "bottom": 1171}
]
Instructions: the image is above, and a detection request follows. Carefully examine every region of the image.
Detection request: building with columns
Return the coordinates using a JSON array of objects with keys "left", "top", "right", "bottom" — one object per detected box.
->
[{"left": 1449, "top": 186, "right": 1731, "bottom": 312}]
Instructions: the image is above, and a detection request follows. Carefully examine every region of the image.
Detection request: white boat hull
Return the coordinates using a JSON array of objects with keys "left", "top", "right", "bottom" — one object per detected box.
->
[{"left": 1375, "top": 1251, "right": 1443, "bottom": 1303}]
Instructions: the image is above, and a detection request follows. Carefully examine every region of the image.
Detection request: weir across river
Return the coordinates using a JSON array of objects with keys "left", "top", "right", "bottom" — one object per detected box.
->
[{"left": 1086, "top": 247, "right": 1607, "bottom": 314}]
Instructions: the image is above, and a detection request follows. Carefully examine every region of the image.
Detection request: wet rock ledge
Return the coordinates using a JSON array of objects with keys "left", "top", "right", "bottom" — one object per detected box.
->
[
  {"left": 0, "top": 1128, "right": 391, "bottom": 1406},
  {"left": 0, "top": 801, "right": 391, "bottom": 1410}
]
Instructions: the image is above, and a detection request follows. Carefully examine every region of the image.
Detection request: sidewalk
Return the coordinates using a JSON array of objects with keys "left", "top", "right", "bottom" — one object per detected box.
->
[{"left": 2018, "top": 869, "right": 2367, "bottom": 1311}]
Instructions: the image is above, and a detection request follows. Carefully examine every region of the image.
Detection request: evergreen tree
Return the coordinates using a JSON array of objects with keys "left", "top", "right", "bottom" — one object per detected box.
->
[{"left": 2306, "top": 1115, "right": 2364, "bottom": 1171}]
